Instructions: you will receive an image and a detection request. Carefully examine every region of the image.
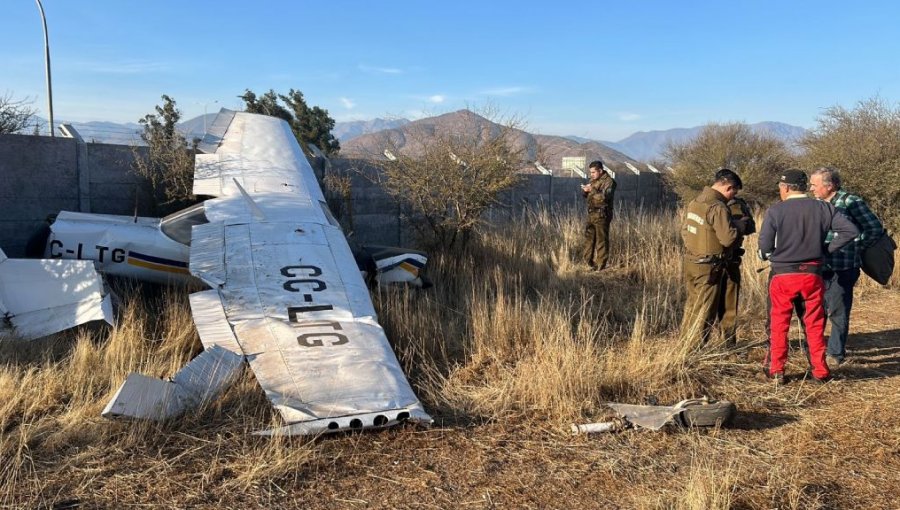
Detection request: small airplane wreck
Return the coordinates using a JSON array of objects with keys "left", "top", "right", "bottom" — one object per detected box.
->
[{"left": 35, "top": 110, "right": 433, "bottom": 435}]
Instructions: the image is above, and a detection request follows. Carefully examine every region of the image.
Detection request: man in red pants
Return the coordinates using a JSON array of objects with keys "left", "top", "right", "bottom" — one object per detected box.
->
[{"left": 757, "top": 170, "right": 858, "bottom": 383}]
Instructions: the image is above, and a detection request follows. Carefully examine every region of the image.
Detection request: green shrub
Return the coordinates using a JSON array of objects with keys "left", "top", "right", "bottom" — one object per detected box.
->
[
  {"left": 664, "top": 123, "right": 796, "bottom": 206},
  {"left": 800, "top": 97, "right": 900, "bottom": 231}
]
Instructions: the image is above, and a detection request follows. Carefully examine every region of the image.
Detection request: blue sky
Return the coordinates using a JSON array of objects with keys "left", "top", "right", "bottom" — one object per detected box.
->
[{"left": 4, "top": 1, "right": 900, "bottom": 141}]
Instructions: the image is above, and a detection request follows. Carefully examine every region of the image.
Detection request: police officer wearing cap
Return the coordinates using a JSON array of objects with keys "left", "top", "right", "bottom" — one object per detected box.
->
[
  {"left": 679, "top": 169, "right": 745, "bottom": 345},
  {"left": 758, "top": 169, "right": 858, "bottom": 383}
]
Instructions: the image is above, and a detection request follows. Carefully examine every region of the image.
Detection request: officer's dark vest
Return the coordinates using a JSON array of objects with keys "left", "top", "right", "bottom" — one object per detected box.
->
[
  {"left": 682, "top": 190, "right": 725, "bottom": 257},
  {"left": 587, "top": 176, "right": 614, "bottom": 215}
]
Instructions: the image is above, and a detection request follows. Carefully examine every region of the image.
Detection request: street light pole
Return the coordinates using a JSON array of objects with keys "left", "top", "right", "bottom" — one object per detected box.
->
[
  {"left": 35, "top": 0, "right": 54, "bottom": 137},
  {"left": 198, "top": 100, "right": 218, "bottom": 134}
]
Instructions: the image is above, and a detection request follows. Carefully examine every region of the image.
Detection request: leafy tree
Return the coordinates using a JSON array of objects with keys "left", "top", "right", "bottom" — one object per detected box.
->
[
  {"left": 372, "top": 108, "right": 524, "bottom": 251},
  {"left": 132, "top": 95, "right": 197, "bottom": 213},
  {"left": 240, "top": 88, "right": 340, "bottom": 156},
  {"left": 664, "top": 122, "right": 796, "bottom": 205},
  {"left": 800, "top": 96, "right": 900, "bottom": 231},
  {"left": 0, "top": 92, "right": 38, "bottom": 135},
  {"left": 280, "top": 89, "right": 340, "bottom": 156},
  {"left": 239, "top": 89, "right": 292, "bottom": 124}
]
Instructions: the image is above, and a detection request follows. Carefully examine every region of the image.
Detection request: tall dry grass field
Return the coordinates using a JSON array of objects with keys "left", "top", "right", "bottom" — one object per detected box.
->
[{"left": 1, "top": 206, "right": 898, "bottom": 508}]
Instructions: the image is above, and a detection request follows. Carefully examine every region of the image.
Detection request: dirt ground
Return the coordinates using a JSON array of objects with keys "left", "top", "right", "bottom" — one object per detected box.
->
[{"left": 9, "top": 286, "right": 898, "bottom": 510}]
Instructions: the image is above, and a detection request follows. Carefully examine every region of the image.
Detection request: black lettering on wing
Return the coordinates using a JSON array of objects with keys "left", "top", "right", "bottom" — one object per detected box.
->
[
  {"left": 291, "top": 320, "right": 349, "bottom": 348},
  {"left": 280, "top": 265, "right": 322, "bottom": 278},
  {"left": 283, "top": 279, "right": 326, "bottom": 292},
  {"left": 287, "top": 305, "right": 335, "bottom": 321}
]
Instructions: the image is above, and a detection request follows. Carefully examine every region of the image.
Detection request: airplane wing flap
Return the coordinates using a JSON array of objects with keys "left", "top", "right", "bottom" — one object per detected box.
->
[
  {"left": 219, "top": 286, "right": 266, "bottom": 322},
  {"left": 189, "top": 222, "right": 226, "bottom": 286},
  {"left": 189, "top": 290, "right": 243, "bottom": 354}
]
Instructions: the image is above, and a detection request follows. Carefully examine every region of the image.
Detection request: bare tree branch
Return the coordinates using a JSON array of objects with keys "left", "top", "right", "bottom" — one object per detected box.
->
[{"left": 0, "top": 92, "right": 38, "bottom": 135}]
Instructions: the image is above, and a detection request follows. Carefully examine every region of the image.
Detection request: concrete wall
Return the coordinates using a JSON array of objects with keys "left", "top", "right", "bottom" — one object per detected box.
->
[
  {"left": 0, "top": 137, "right": 671, "bottom": 256},
  {"left": 0, "top": 134, "right": 150, "bottom": 256},
  {"left": 326, "top": 159, "right": 671, "bottom": 246}
]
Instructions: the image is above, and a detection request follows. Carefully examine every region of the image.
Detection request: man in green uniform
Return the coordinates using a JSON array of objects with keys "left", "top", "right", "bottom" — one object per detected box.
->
[
  {"left": 717, "top": 191, "right": 756, "bottom": 345},
  {"left": 679, "top": 169, "right": 744, "bottom": 345},
  {"left": 581, "top": 160, "right": 617, "bottom": 270}
]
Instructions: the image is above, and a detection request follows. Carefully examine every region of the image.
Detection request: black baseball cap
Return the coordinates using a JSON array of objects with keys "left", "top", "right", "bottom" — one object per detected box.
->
[{"left": 779, "top": 169, "right": 808, "bottom": 187}]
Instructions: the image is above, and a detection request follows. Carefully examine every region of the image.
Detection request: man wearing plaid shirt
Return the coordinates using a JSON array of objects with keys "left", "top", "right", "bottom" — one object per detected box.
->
[{"left": 809, "top": 167, "right": 885, "bottom": 366}]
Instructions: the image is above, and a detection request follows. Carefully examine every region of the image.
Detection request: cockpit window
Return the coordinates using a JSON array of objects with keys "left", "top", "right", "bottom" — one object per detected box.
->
[{"left": 161, "top": 203, "right": 209, "bottom": 245}]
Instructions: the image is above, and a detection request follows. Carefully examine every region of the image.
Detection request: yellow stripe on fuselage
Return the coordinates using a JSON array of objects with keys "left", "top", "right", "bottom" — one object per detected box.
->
[
  {"left": 399, "top": 262, "right": 419, "bottom": 276},
  {"left": 127, "top": 258, "right": 190, "bottom": 274}
]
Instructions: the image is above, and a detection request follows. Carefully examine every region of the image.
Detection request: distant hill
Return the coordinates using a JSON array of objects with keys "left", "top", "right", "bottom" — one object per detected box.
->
[
  {"left": 565, "top": 135, "right": 595, "bottom": 145},
  {"left": 32, "top": 113, "right": 221, "bottom": 145},
  {"left": 32, "top": 118, "right": 145, "bottom": 145},
  {"left": 333, "top": 118, "right": 410, "bottom": 142},
  {"left": 600, "top": 121, "right": 808, "bottom": 162},
  {"left": 34, "top": 113, "right": 808, "bottom": 167},
  {"left": 57, "top": 114, "right": 412, "bottom": 145},
  {"left": 342, "top": 109, "right": 642, "bottom": 176}
]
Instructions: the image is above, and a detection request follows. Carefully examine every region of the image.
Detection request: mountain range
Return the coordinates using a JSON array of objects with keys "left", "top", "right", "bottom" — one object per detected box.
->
[
  {"left": 337, "top": 117, "right": 807, "bottom": 163},
  {"left": 34, "top": 113, "right": 218, "bottom": 145},
  {"left": 37, "top": 113, "right": 807, "bottom": 165},
  {"left": 597, "top": 121, "right": 808, "bottom": 161}
]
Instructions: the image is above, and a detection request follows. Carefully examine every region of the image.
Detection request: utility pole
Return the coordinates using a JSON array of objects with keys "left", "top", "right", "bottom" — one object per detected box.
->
[
  {"left": 35, "top": 0, "right": 54, "bottom": 137},
  {"left": 198, "top": 100, "right": 218, "bottom": 134}
]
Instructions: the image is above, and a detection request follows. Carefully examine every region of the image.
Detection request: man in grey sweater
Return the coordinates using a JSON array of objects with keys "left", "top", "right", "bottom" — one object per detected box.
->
[{"left": 757, "top": 169, "right": 858, "bottom": 383}]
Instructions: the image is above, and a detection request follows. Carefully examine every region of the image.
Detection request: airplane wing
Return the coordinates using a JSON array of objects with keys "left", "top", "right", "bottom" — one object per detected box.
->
[
  {"left": 105, "top": 111, "right": 431, "bottom": 434},
  {"left": 0, "top": 248, "right": 113, "bottom": 340}
]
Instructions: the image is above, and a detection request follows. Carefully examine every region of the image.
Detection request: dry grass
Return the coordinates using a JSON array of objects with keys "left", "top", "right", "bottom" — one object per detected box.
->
[{"left": 1, "top": 206, "right": 898, "bottom": 508}]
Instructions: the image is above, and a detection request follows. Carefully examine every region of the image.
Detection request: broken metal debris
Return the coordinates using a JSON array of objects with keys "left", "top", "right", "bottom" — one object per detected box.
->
[
  {"left": 572, "top": 397, "right": 736, "bottom": 434},
  {"left": 0, "top": 248, "right": 113, "bottom": 340}
]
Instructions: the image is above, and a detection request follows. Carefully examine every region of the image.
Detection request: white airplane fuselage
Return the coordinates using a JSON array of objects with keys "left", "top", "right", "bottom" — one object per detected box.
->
[
  {"left": 45, "top": 211, "right": 194, "bottom": 285},
  {"left": 44, "top": 207, "right": 429, "bottom": 288}
]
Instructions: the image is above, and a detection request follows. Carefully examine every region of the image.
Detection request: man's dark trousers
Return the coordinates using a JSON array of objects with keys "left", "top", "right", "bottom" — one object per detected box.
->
[{"left": 823, "top": 267, "right": 860, "bottom": 362}]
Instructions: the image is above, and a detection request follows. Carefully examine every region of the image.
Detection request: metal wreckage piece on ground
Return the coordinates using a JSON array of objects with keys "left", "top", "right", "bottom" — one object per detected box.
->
[
  {"left": 0, "top": 248, "right": 114, "bottom": 340},
  {"left": 571, "top": 397, "right": 736, "bottom": 434}
]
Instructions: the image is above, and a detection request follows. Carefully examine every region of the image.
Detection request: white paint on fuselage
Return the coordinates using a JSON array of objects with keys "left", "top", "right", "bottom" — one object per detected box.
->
[{"left": 46, "top": 211, "right": 194, "bottom": 285}]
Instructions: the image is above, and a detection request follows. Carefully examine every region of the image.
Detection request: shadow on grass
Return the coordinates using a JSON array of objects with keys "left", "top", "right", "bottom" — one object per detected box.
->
[
  {"left": 837, "top": 328, "right": 900, "bottom": 381},
  {"left": 0, "top": 329, "right": 93, "bottom": 367},
  {"left": 729, "top": 410, "right": 798, "bottom": 430}
]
